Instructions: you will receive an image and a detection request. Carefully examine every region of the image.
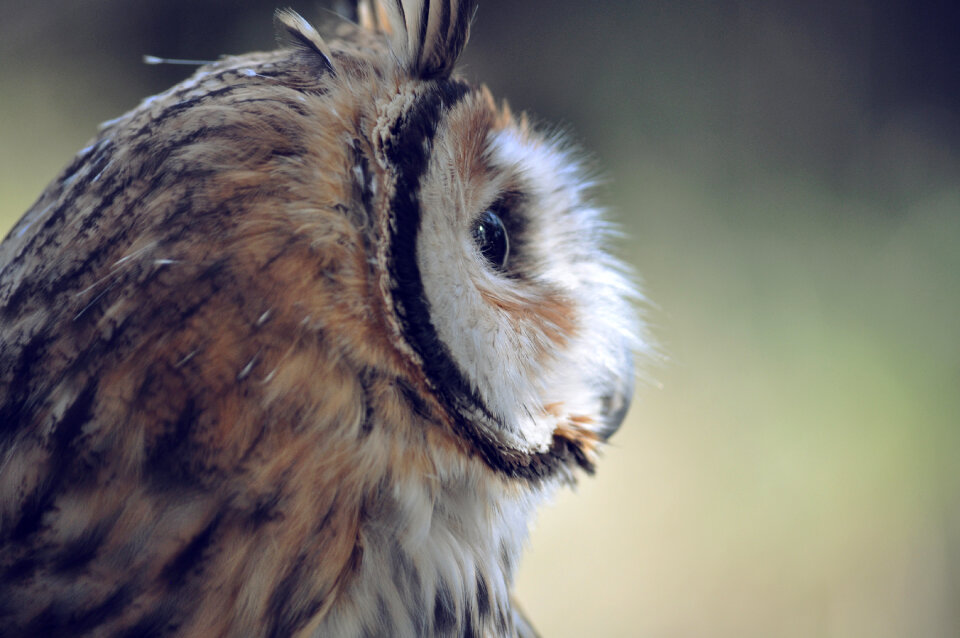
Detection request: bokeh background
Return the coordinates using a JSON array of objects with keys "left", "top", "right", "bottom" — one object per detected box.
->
[{"left": 2, "top": 1, "right": 958, "bottom": 636}]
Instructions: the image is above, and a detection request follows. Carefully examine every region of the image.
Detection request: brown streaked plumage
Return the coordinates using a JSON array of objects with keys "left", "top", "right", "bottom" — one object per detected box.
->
[{"left": 0, "top": 1, "right": 644, "bottom": 636}]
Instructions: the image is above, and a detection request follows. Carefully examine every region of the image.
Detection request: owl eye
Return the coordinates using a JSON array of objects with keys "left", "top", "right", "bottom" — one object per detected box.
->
[{"left": 471, "top": 208, "right": 510, "bottom": 271}]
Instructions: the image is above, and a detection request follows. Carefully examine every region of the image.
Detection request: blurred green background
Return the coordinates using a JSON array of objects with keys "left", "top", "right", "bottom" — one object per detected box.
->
[{"left": 1, "top": 1, "right": 958, "bottom": 636}]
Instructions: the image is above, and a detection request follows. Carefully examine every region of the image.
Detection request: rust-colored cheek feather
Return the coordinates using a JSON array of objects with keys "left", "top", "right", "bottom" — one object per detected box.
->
[{"left": 0, "top": 1, "right": 643, "bottom": 636}]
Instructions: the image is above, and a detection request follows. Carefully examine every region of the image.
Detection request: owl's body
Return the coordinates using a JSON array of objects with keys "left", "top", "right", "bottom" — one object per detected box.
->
[{"left": 0, "top": 2, "right": 640, "bottom": 636}]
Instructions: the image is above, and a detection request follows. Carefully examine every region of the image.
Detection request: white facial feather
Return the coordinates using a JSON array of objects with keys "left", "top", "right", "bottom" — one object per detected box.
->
[{"left": 414, "top": 103, "right": 643, "bottom": 455}]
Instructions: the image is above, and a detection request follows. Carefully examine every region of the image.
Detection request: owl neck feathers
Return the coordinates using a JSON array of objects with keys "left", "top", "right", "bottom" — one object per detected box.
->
[{"left": 317, "top": 455, "right": 543, "bottom": 636}]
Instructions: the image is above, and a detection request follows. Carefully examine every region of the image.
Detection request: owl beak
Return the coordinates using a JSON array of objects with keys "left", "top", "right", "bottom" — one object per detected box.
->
[{"left": 598, "top": 355, "right": 634, "bottom": 439}]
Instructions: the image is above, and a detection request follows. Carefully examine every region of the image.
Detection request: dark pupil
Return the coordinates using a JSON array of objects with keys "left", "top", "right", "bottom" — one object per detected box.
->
[{"left": 472, "top": 209, "right": 509, "bottom": 270}]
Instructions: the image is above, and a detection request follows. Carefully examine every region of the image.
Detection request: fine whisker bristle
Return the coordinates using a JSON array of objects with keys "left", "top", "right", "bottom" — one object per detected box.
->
[{"left": 143, "top": 55, "right": 214, "bottom": 66}]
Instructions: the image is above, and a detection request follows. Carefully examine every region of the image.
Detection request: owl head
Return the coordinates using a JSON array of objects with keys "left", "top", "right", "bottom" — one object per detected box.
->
[{"left": 273, "top": 1, "right": 643, "bottom": 479}]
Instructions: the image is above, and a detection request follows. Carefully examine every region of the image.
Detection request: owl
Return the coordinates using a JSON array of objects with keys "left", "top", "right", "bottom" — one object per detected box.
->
[{"left": 0, "top": 1, "right": 641, "bottom": 636}]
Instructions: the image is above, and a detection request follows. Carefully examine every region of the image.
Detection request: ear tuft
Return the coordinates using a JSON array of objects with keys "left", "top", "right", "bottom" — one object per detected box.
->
[
  {"left": 371, "top": 0, "right": 477, "bottom": 80},
  {"left": 275, "top": 8, "right": 338, "bottom": 75}
]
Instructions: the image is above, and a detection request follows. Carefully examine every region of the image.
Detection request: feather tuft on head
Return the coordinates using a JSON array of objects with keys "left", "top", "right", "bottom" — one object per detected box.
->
[
  {"left": 274, "top": 8, "right": 337, "bottom": 74},
  {"left": 375, "top": 0, "right": 477, "bottom": 79}
]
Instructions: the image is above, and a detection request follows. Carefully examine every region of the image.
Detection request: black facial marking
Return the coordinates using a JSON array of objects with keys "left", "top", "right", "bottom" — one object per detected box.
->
[{"left": 383, "top": 80, "right": 484, "bottom": 439}]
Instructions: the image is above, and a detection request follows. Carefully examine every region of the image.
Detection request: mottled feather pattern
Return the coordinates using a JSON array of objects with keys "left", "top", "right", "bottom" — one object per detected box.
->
[{"left": 0, "top": 1, "right": 641, "bottom": 636}]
